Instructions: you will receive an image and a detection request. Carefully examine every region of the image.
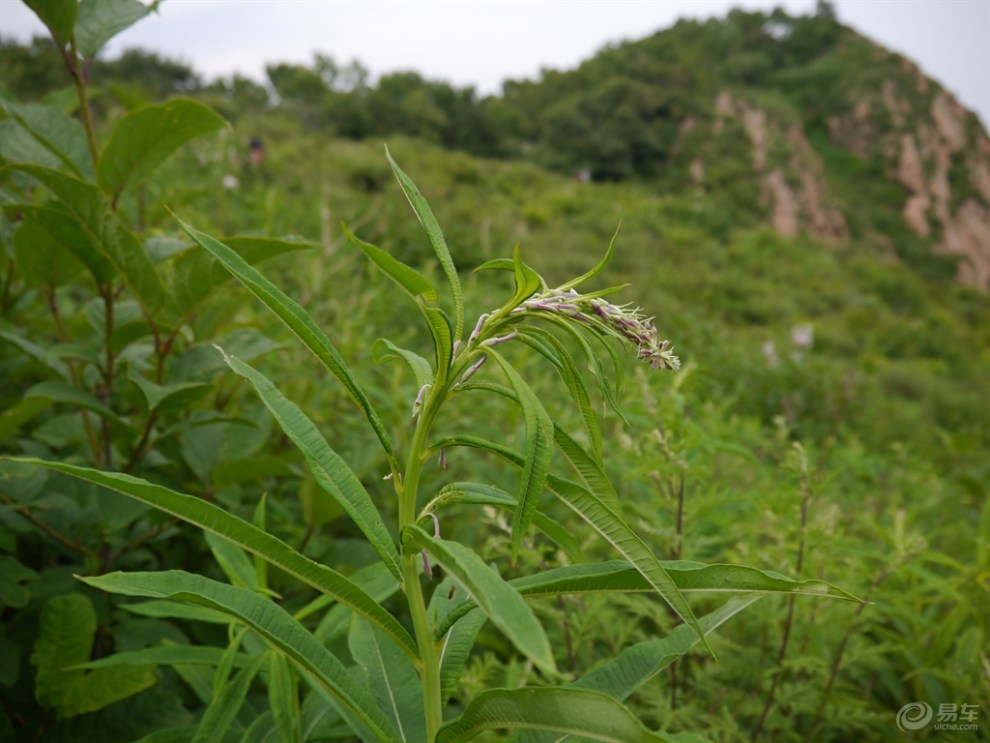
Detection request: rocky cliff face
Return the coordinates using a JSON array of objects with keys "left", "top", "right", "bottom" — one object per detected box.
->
[{"left": 677, "top": 41, "right": 989, "bottom": 289}]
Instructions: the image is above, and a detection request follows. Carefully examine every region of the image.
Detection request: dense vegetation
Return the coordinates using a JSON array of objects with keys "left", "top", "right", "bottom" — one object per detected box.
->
[{"left": 1, "top": 2, "right": 987, "bottom": 742}]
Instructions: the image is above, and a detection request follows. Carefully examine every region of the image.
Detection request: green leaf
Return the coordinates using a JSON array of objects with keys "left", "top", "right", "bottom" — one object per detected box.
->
[
  {"left": 343, "top": 224, "right": 437, "bottom": 302},
  {"left": 386, "top": 147, "right": 463, "bottom": 340},
  {"left": 0, "top": 102, "right": 93, "bottom": 178},
  {"left": 515, "top": 598, "right": 759, "bottom": 743},
  {"left": 428, "top": 437, "right": 711, "bottom": 656},
  {"left": 0, "top": 556, "right": 38, "bottom": 608},
  {"left": 510, "top": 246, "right": 542, "bottom": 308},
  {"left": 122, "top": 600, "right": 231, "bottom": 624},
  {"left": 4, "top": 164, "right": 164, "bottom": 313},
  {"left": 436, "top": 687, "right": 676, "bottom": 743},
  {"left": 483, "top": 349, "right": 554, "bottom": 561},
  {"left": 174, "top": 217, "right": 395, "bottom": 459},
  {"left": 429, "top": 578, "right": 487, "bottom": 707},
  {"left": 548, "top": 476, "right": 712, "bottom": 656},
  {"left": 205, "top": 531, "right": 257, "bottom": 590},
  {"left": 218, "top": 349, "right": 401, "bottom": 580},
  {"left": 75, "top": 0, "right": 151, "bottom": 59},
  {"left": 163, "top": 235, "right": 315, "bottom": 325},
  {"left": 81, "top": 571, "right": 402, "bottom": 743},
  {"left": 426, "top": 482, "right": 582, "bottom": 563},
  {"left": 98, "top": 99, "right": 228, "bottom": 205},
  {"left": 523, "top": 327, "right": 602, "bottom": 460},
  {"left": 402, "top": 525, "right": 556, "bottom": 676},
  {"left": 268, "top": 652, "right": 300, "bottom": 743},
  {"left": 5, "top": 204, "right": 114, "bottom": 285},
  {"left": 127, "top": 370, "right": 213, "bottom": 414},
  {"left": 12, "top": 218, "right": 86, "bottom": 288},
  {"left": 5, "top": 458, "right": 417, "bottom": 661},
  {"left": 553, "top": 427, "right": 620, "bottom": 514},
  {"left": 30, "top": 593, "right": 155, "bottom": 719},
  {"left": 60, "top": 664, "right": 157, "bottom": 718},
  {"left": 25, "top": 380, "right": 129, "bottom": 432},
  {"left": 559, "top": 225, "right": 619, "bottom": 291},
  {"left": 502, "top": 560, "right": 859, "bottom": 601},
  {"left": 71, "top": 643, "right": 240, "bottom": 670},
  {"left": 373, "top": 338, "right": 433, "bottom": 390},
  {"left": 192, "top": 652, "right": 266, "bottom": 743},
  {"left": 311, "top": 563, "right": 402, "bottom": 645},
  {"left": 23, "top": 0, "right": 77, "bottom": 45},
  {"left": 349, "top": 618, "right": 426, "bottom": 743}
]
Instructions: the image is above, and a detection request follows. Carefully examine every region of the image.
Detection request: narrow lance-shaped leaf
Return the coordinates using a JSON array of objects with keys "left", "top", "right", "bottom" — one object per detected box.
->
[
  {"left": 548, "top": 476, "right": 712, "bottom": 655},
  {"left": 484, "top": 349, "right": 554, "bottom": 561},
  {"left": 373, "top": 338, "right": 433, "bottom": 390},
  {"left": 436, "top": 687, "right": 678, "bottom": 743},
  {"left": 192, "top": 653, "right": 266, "bottom": 743},
  {"left": 429, "top": 578, "right": 488, "bottom": 708},
  {"left": 435, "top": 559, "right": 856, "bottom": 639},
  {"left": 515, "top": 598, "right": 760, "bottom": 743},
  {"left": 98, "top": 99, "right": 228, "bottom": 205},
  {"left": 402, "top": 525, "right": 556, "bottom": 676},
  {"left": 349, "top": 618, "right": 426, "bottom": 743},
  {"left": 425, "top": 482, "right": 582, "bottom": 564},
  {"left": 174, "top": 217, "right": 395, "bottom": 459},
  {"left": 80, "top": 570, "right": 402, "bottom": 743},
  {"left": 268, "top": 651, "right": 301, "bottom": 743},
  {"left": 386, "top": 147, "right": 463, "bottom": 340},
  {"left": 559, "top": 224, "right": 619, "bottom": 291},
  {"left": 426, "top": 436, "right": 712, "bottom": 655},
  {"left": 219, "top": 349, "right": 401, "bottom": 580},
  {"left": 3, "top": 457, "right": 417, "bottom": 661},
  {"left": 344, "top": 224, "right": 450, "bottom": 382}
]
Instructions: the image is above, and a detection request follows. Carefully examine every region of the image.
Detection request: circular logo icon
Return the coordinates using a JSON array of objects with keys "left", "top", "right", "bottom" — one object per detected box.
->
[{"left": 896, "top": 702, "right": 934, "bottom": 732}]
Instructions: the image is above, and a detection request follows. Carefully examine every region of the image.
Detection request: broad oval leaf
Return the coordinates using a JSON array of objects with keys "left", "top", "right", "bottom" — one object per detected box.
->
[
  {"left": 0, "top": 102, "right": 93, "bottom": 178},
  {"left": 4, "top": 457, "right": 417, "bottom": 661},
  {"left": 402, "top": 525, "right": 556, "bottom": 676},
  {"left": 80, "top": 570, "right": 403, "bottom": 743},
  {"left": 436, "top": 687, "right": 676, "bottom": 743},
  {"left": 23, "top": 0, "right": 77, "bottom": 45},
  {"left": 98, "top": 99, "right": 228, "bottom": 205},
  {"left": 75, "top": 0, "right": 152, "bottom": 59}
]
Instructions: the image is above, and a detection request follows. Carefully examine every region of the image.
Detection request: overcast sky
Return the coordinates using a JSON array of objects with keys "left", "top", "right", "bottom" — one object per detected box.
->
[{"left": 1, "top": 0, "right": 987, "bottom": 128}]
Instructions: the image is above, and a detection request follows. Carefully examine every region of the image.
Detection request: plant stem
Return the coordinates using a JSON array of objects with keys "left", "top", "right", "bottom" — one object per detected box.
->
[
  {"left": 46, "top": 287, "right": 102, "bottom": 465},
  {"left": 752, "top": 461, "right": 812, "bottom": 740},
  {"left": 99, "top": 285, "right": 115, "bottom": 468},
  {"left": 67, "top": 37, "right": 100, "bottom": 169},
  {"left": 399, "top": 398, "right": 444, "bottom": 741}
]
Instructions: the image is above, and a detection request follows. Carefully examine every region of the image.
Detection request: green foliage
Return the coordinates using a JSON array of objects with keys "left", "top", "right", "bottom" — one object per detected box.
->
[{"left": 0, "top": 3, "right": 986, "bottom": 742}]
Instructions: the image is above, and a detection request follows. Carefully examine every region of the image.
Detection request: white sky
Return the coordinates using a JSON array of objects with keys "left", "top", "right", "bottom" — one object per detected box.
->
[{"left": 0, "top": 0, "right": 987, "bottom": 128}]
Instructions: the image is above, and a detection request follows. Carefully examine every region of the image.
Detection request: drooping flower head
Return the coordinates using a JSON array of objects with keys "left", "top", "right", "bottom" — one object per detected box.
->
[{"left": 513, "top": 288, "right": 681, "bottom": 371}]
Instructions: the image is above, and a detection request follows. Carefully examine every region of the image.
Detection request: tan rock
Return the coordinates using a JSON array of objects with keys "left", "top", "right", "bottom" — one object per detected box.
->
[
  {"left": 765, "top": 169, "right": 799, "bottom": 236},
  {"left": 940, "top": 199, "right": 990, "bottom": 289},
  {"left": 932, "top": 93, "right": 967, "bottom": 152},
  {"left": 689, "top": 159, "right": 705, "bottom": 185},
  {"left": 742, "top": 105, "right": 767, "bottom": 170},
  {"left": 903, "top": 193, "right": 931, "bottom": 236},
  {"left": 897, "top": 134, "right": 925, "bottom": 192}
]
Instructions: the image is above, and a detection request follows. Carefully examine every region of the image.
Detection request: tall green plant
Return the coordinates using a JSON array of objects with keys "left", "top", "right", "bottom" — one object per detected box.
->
[{"left": 4, "top": 149, "right": 858, "bottom": 739}]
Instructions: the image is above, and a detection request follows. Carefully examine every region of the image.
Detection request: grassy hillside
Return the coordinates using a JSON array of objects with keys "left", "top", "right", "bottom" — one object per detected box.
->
[{"left": 1, "top": 4, "right": 987, "bottom": 742}]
